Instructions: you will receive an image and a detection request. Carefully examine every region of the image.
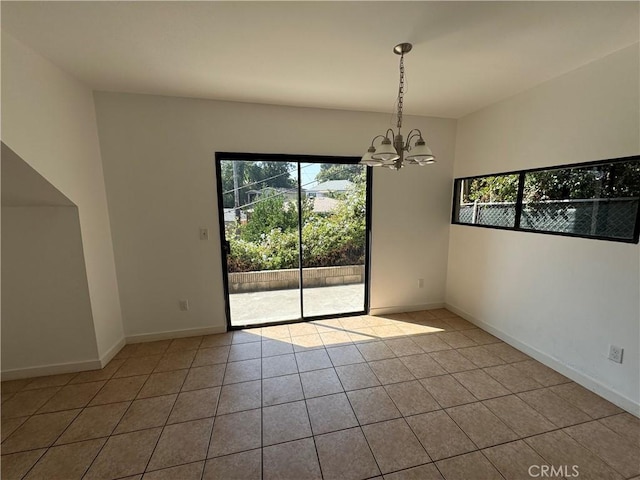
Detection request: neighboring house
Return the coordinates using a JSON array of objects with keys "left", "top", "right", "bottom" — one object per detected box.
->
[
  {"left": 245, "top": 189, "right": 261, "bottom": 204},
  {"left": 242, "top": 187, "right": 341, "bottom": 215},
  {"left": 259, "top": 187, "right": 298, "bottom": 202},
  {"left": 223, "top": 208, "right": 247, "bottom": 225},
  {"left": 310, "top": 196, "right": 340, "bottom": 214},
  {"left": 242, "top": 184, "right": 345, "bottom": 214},
  {"left": 229, "top": 187, "right": 300, "bottom": 224},
  {"left": 306, "top": 180, "right": 354, "bottom": 198}
]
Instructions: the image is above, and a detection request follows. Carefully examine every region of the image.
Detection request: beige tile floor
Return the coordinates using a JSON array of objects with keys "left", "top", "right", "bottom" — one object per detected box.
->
[{"left": 1, "top": 309, "right": 639, "bottom": 480}]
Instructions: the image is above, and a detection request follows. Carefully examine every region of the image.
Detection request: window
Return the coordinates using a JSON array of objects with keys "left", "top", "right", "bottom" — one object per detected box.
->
[
  {"left": 453, "top": 174, "right": 519, "bottom": 228},
  {"left": 452, "top": 156, "right": 640, "bottom": 243}
]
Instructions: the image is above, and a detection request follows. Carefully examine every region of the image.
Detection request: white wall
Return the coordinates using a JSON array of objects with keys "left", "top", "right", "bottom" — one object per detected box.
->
[
  {"left": 1, "top": 33, "right": 125, "bottom": 361},
  {"left": 447, "top": 44, "right": 640, "bottom": 413},
  {"left": 93, "top": 93, "right": 456, "bottom": 338},
  {"left": 2, "top": 207, "right": 99, "bottom": 373}
]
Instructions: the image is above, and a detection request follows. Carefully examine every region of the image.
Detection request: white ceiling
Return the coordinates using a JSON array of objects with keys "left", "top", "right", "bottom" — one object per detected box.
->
[{"left": 2, "top": 1, "right": 638, "bottom": 118}]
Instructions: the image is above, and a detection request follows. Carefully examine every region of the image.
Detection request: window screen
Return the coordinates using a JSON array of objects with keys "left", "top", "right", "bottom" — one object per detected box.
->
[
  {"left": 454, "top": 174, "right": 519, "bottom": 228},
  {"left": 521, "top": 161, "right": 640, "bottom": 239},
  {"left": 452, "top": 156, "right": 640, "bottom": 243}
]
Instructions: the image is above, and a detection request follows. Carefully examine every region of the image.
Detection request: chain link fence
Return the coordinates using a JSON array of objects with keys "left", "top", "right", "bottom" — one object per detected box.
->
[
  {"left": 459, "top": 198, "right": 638, "bottom": 238},
  {"left": 458, "top": 202, "right": 516, "bottom": 228}
]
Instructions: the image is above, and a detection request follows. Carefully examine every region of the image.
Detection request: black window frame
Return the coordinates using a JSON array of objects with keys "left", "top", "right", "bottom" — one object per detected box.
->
[
  {"left": 451, "top": 155, "right": 640, "bottom": 244},
  {"left": 214, "top": 151, "right": 373, "bottom": 331}
]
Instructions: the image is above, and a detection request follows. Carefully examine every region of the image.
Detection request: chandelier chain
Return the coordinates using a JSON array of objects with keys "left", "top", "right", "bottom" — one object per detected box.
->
[
  {"left": 360, "top": 42, "right": 435, "bottom": 169},
  {"left": 397, "top": 53, "right": 405, "bottom": 130}
]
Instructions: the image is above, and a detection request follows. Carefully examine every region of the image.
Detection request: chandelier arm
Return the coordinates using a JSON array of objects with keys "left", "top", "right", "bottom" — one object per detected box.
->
[
  {"left": 385, "top": 128, "right": 396, "bottom": 140},
  {"left": 405, "top": 129, "right": 424, "bottom": 148},
  {"left": 369, "top": 134, "right": 387, "bottom": 147}
]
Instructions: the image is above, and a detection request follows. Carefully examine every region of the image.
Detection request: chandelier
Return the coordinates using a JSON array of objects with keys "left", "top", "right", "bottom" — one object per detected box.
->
[{"left": 360, "top": 43, "right": 435, "bottom": 170}]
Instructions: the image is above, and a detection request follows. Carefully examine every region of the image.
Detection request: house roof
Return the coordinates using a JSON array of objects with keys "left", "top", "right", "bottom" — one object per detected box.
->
[{"left": 307, "top": 180, "right": 354, "bottom": 193}]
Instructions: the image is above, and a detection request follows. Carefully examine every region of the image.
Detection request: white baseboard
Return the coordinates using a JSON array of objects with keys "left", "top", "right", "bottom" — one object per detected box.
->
[
  {"left": 445, "top": 303, "right": 640, "bottom": 417},
  {"left": 1, "top": 326, "right": 228, "bottom": 381},
  {"left": 99, "top": 336, "right": 127, "bottom": 368},
  {"left": 369, "top": 302, "right": 445, "bottom": 316},
  {"left": 126, "top": 325, "right": 227, "bottom": 344},
  {"left": 1, "top": 358, "right": 103, "bottom": 381}
]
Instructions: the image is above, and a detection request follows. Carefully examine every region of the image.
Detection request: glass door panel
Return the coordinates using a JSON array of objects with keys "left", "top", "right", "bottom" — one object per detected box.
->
[
  {"left": 300, "top": 163, "right": 367, "bottom": 317},
  {"left": 220, "top": 159, "right": 301, "bottom": 327}
]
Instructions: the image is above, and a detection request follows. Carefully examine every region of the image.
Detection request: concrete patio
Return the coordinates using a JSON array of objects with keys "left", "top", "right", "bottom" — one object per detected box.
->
[{"left": 229, "top": 283, "right": 365, "bottom": 326}]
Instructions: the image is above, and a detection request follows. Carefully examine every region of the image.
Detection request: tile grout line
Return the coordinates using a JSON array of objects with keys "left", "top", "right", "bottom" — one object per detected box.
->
[
  {"left": 436, "top": 405, "right": 632, "bottom": 470},
  {"left": 6, "top": 391, "right": 619, "bottom": 465},
  {"left": 521, "top": 419, "right": 638, "bottom": 479},
  {"left": 8, "top": 424, "right": 629, "bottom": 472},
  {"left": 18, "top": 379, "right": 95, "bottom": 480},
  {"left": 0, "top": 371, "right": 610, "bottom": 453},
  {"left": 354, "top": 353, "right": 438, "bottom": 475},
  {"left": 80, "top": 341, "right": 174, "bottom": 480},
  {"left": 2, "top": 320, "right": 636, "bottom": 479},
  {"left": 50, "top": 406, "right": 620, "bottom": 480},
  {"left": 0, "top": 380, "right": 598, "bottom": 437},
  {"left": 478, "top": 443, "right": 515, "bottom": 480},
  {"left": 138, "top": 341, "right": 195, "bottom": 477},
  {"left": 328, "top": 357, "right": 385, "bottom": 478},
  {"left": 16, "top": 368, "right": 152, "bottom": 479},
  {"left": 565, "top": 419, "right": 640, "bottom": 478},
  {"left": 291, "top": 343, "right": 325, "bottom": 480},
  {"left": 199, "top": 342, "right": 230, "bottom": 480},
  {"left": 260, "top": 338, "right": 264, "bottom": 480},
  {"left": 0, "top": 337, "right": 552, "bottom": 395},
  {"left": 436, "top": 405, "right": 506, "bottom": 478},
  {"left": 86, "top": 340, "right": 189, "bottom": 478},
  {"left": 260, "top": 337, "right": 264, "bottom": 480},
  {"left": 99, "top": 339, "right": 206, "bottom": 480}
]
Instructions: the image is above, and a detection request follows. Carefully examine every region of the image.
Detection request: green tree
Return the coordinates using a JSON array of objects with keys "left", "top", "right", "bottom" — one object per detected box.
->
[
  {"left": 524, "top": 162, "right": 640, "bottom": 201},
  {"left": 316, "top": 164, "right": 364, "bottom": 183},
  {"left": 239, "top": 191, "right": 299, "bottom": 243},
  {"left": 464, "top": 175, "right": 519, "bottom": 203},
  {"left": 463, "top": 161, "right": 640, "bottom": 204},
  {"left": 221, "top": 161, "right": 295, "bottom": 208}
]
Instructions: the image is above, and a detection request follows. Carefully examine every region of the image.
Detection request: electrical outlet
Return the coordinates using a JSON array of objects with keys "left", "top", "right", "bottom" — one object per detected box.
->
[
  {"left": 199, "top": 228, "right": 209, "bottom": 240},
  {"left": 418, "top": 278, "right": 425, "bottom": 288},
  {"left": 179, "top": 299, "right": 190, "bottom": 311},
  {"left": 608, "top": 345, "right": 623, "bottom": 364}
]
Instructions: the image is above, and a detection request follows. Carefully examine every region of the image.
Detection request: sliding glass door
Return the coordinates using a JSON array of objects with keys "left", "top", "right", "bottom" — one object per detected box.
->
[
  {"left": 215, "top": 153, "right": 370, "bottom": 329},
  {"left": 301, "top": 162, "right": 367, "bottom": 317}
]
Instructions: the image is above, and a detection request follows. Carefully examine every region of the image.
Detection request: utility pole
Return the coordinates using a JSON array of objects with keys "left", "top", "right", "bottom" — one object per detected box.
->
[{"left": 232, "top": 161, "right": 241, "bottom": 222}]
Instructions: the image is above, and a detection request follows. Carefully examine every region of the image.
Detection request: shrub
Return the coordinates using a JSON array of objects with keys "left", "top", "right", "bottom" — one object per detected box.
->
[{"left": 227, "top": 180, "right": 366, "bottom": 272}]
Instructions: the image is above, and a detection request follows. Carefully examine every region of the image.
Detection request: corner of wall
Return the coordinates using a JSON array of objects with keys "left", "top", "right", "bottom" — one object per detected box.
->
[
  {"left": 446, "top": 302, "right": 640, "bottom": 416},
  {"left": 2, "top": 32, "right": 126, "bottom": 372},
  {"left": 446, "top": 45, "right": 640, "bottom": 416}
]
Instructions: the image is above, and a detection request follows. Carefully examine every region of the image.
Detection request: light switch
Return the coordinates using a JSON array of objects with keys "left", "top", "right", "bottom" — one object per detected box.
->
[{"left": 200, "top": 227, "right": 209, "bottom": 240}]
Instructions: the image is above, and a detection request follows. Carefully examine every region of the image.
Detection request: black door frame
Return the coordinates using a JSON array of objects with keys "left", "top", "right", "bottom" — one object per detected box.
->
[{"left": 214, "top": 152, "right": 373, "bottom": 331}]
